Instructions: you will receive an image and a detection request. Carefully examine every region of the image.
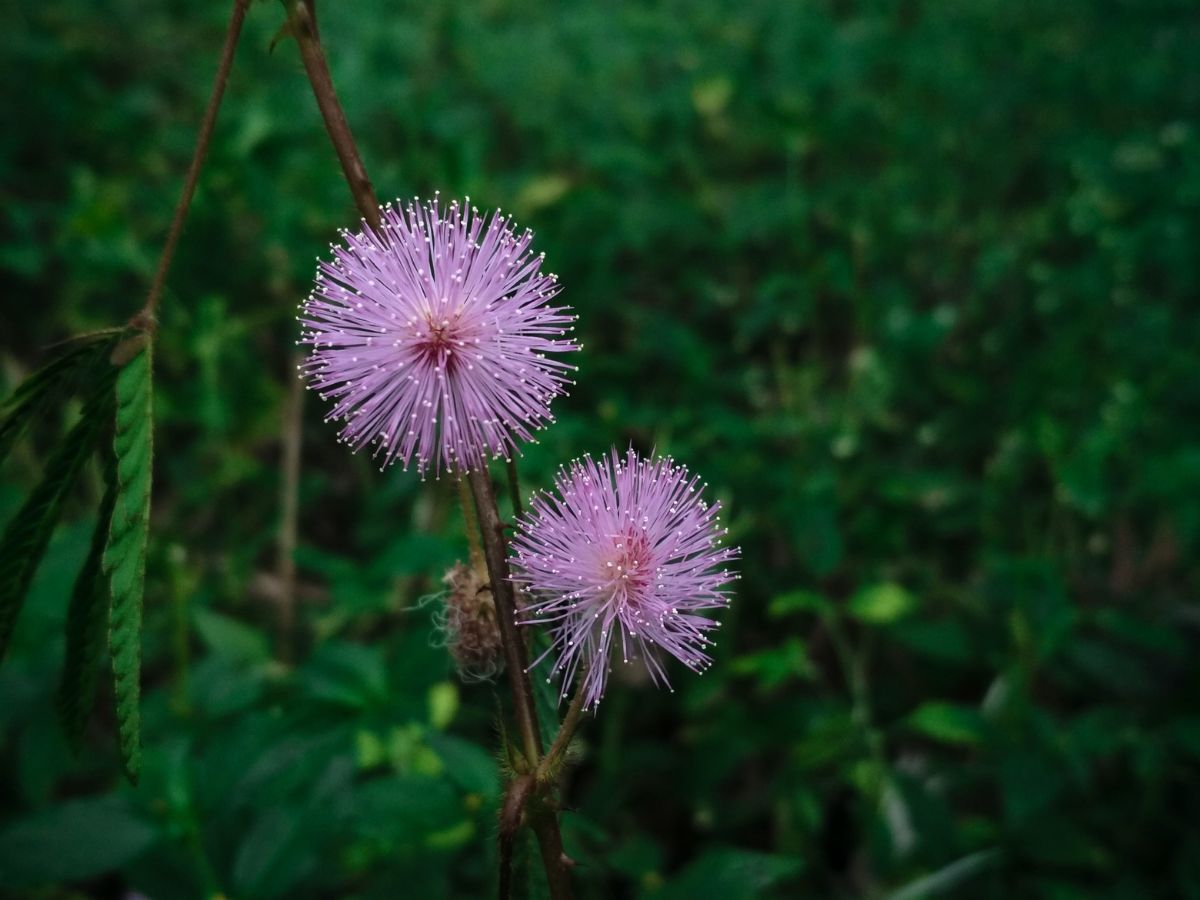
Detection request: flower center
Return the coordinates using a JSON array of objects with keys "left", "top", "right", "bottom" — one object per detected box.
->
[
  {"left": 605, "top": 528, "right": 654, "bottom": 604},
  {"left": 416, "top": 313, "right": 461, "bottom": 370}
]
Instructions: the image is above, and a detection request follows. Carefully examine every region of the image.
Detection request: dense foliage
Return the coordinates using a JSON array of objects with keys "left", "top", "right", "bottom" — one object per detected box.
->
[{"left": 2, "top": 0, "right": 1199, "bottom": 897}]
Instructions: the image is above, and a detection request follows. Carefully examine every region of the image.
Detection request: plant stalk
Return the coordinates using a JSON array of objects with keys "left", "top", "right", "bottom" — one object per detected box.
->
[
  {"left": 467, "top": 467, "right": 543, "bottom": 767},
  {"left": 537, "top": 677, "right": 588, "bottom": 785},
  {"left": 139, "top": 0, "right": 250, "bottom": 327},
  {"left": 285, "top": 0, "right": 381, "bottom": 230},
  {"left": 281, "top": 4, "right": 572, "bottom": 895}
]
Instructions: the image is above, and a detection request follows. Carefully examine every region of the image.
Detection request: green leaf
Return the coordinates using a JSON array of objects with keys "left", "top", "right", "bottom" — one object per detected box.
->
[
  {"left": 848, "top": 583, "right": 916, "bottom": 624},
  {"left": 730, "top": 639, "right": 817, "bottom": 688},
  {"left": 0, "top": 383, "right": 112, "bottom": 660},
  {"left": 103, "top": 341, "right": 153, "bottom": 783},
  {"left": 886, "top": 849, "right": 1002, "bottom": 900},
  {"left": 192, "top": 606, "right": 271, "bottom": 663},
  {"left": 427, "top": 680, "right": 459, "bottom": 730},
  {"left": 0, "top": 334, "right": 117, "bottom": 466},
  {"left": 0, "top": 795, "right": 156, "bottom": 888},
  {"left": 651, "top": 847, "right": 802, "bottom": 900},
  {"left": 907, "top": 702, "right": 986, "bottom": 746},
  {"left": 768, "top": 589, "right": 833, "bottom": 619},
  {"left": 57, "top": 452, "right": 119, "bottom": 750},
  {"left": 426, "top": 732, "right": 501, "bottom": 800}
]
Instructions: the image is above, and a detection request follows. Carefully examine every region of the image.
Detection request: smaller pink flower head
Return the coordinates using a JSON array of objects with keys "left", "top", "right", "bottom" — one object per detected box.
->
[
  {"left": 511, "top": 448, "right": 739, "bottom": 710},
  {"left": 299, "top": 195, "right": 579, "bottom": 476}
]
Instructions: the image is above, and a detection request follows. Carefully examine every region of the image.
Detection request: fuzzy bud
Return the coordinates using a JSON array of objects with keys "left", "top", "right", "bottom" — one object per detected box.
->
[{"left": 438, "top": 562, "right": 504, "bottom": 681}]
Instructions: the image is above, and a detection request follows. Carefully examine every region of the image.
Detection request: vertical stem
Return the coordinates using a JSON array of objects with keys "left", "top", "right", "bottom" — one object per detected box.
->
[
  {"left": 469, "top": 466, "right": 576, "bottom": 900},
  {"left": 467, "top": 466, "right": 542, "bottom": 766},
  {"left": 458, "top": 477, "right": 486, "bottom": 572},
  {"left": 139, "top": 0, "right": 250, "bottom": 326},
  {"left": 528, "top": 809, "right": 575, "bottom": 900},
  {"left": 275, "top": 351, "right": 304, "bottom": 662},
  {"left": 285, "top": 0, "right": 381, "bottom": 230},
  {"left": 505, "top": 458, "right": 525, "bottom": 518},
  {"left": 282, "top": 5, "right": 572, "bottom": 894}
]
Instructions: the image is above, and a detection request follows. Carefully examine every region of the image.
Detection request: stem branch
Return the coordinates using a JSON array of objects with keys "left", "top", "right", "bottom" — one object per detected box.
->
[
  {"left": 537, "top": 678, "right": 587, "bottom": 785},
  {"left": 285, "top": 0, "right": 380, "bottom": 229},
  {"left": 139, "top": 0, "right": 250, "bottom": 327}
]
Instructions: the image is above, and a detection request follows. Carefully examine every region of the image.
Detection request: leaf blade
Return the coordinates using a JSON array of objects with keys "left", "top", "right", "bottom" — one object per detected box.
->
[
  {"left": 57, "top": 452, "right": 119, "bottom": 750},
  {"left": 103, "top": 342, "right": 153, "bottom": 783},
  {"left": 0, "top": 385, "right": 112, "bottom": 660},
  {"left": 0, "top": 334, "right": 118, "bottom": 466}
]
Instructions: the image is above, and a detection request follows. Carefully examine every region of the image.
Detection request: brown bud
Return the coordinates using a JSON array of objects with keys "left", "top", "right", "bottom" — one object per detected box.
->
[{"left": 440, "top": 562, "right": 504, "bottom": 681}]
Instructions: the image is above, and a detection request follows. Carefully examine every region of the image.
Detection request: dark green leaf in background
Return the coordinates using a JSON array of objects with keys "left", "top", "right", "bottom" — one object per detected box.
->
[
  {"left": 0, "top": 795, "right": 156, "bottom": 888},
  {"left": 0, "top": 378, "right": 112, "bottom": 659}
]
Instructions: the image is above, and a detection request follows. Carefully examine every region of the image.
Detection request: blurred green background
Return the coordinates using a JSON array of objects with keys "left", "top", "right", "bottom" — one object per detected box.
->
[{"left": 2, "top": 0, "right": 1200, "bottom": 897}]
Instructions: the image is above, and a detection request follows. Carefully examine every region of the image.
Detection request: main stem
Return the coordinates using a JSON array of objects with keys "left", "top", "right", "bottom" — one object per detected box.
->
[
  {"left": 469, "top": 467, "right": 575, "bottom": 900},
  {"left": 286, "top": 0, "right": 380, "bottom": 230},
  {"left": 282, "top": 5, "right": 572, "bottom": 896},
  {"left": 467, "top": 468, "right": 542, "bottom": 766},
  {"left": 139, "top": 0, "right": 250, "bottom": 327}
]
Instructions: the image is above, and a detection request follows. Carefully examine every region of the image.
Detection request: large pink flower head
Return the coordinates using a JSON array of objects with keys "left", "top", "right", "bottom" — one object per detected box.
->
[
  {"left": 299, "top": 196, "right": 579, "bottom": 476},
  {"left": 511, "top": 448, "right": 739, "bottom": 710}
]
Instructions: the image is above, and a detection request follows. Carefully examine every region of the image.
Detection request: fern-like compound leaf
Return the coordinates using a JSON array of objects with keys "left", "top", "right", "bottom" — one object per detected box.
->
[{"left": 103, "top": 339, "right": 153, "bottom": 783}]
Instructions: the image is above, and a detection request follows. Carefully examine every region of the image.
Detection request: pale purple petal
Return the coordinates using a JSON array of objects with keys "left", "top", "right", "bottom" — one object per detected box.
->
[
  {"left": 511, "top": 448, "right": 739, "bottom": 710},
  {"left": 299, "top": 196, "right": 579, "bottom": 476}
]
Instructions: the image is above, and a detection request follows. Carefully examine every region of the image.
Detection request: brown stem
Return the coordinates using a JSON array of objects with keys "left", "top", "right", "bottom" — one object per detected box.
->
[
  {"left": 281, "top": 5, "right": 571, "bottom": 893},
  {"left": 498, "top": 774, "right": 535, "bottom": 900},
  {"left": 285, "top": 0, "right": 381, "bottom": 230},
  {"left": 467, "top": 467, "right": 542, "bottom": 767},
  {"left": 138, "top": 0, "right": 250, "bottom": 327},
  {"left": 528, "top": 808, "right": 576, "bottom": 900},
  {"left": 469, "top": 467, "right": 576, "bottom": 900}
]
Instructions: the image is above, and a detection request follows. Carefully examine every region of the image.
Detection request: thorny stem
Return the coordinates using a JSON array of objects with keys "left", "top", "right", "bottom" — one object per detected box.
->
[
  {"left": 285, "top": 0, "right": 381, "bottom": 230},
  {"left": 138, "top": 0, "right": 250, "bottom": 328}
]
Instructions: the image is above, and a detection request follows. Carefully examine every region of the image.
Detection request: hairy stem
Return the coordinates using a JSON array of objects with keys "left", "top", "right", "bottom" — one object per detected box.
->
[
  {"left": 498, "top": 773, "right": 535, "bottom": 900},
  {"left": 285, "top": 0, "right": 381, "bottom": 230},
  {"left": 139, "top": 0, "right": 250, "bottom": 327},
  {"left": 537, "top": 679, "right": 587, "bottom": 786},
  {"left": 528, "top": 807, "right": 576, "bottom": 900}
]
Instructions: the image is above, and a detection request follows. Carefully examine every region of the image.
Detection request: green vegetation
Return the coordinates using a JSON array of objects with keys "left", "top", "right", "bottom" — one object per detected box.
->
[{"left": 1, "top": 0, "right": 1198, "bottom": 897}]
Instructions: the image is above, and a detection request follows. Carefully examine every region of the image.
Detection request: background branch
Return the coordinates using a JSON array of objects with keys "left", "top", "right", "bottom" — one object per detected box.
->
[{"left": 139, "top": 0, "right": 250, "bottom": 326}]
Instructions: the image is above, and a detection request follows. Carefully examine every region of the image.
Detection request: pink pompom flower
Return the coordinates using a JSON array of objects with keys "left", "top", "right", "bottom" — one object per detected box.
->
[
  {"left": 511, "top": 448, "right": 739, "bottom": 710},
  {"left": 299, "top": 196, "right": 579, "bottom": 476}
]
